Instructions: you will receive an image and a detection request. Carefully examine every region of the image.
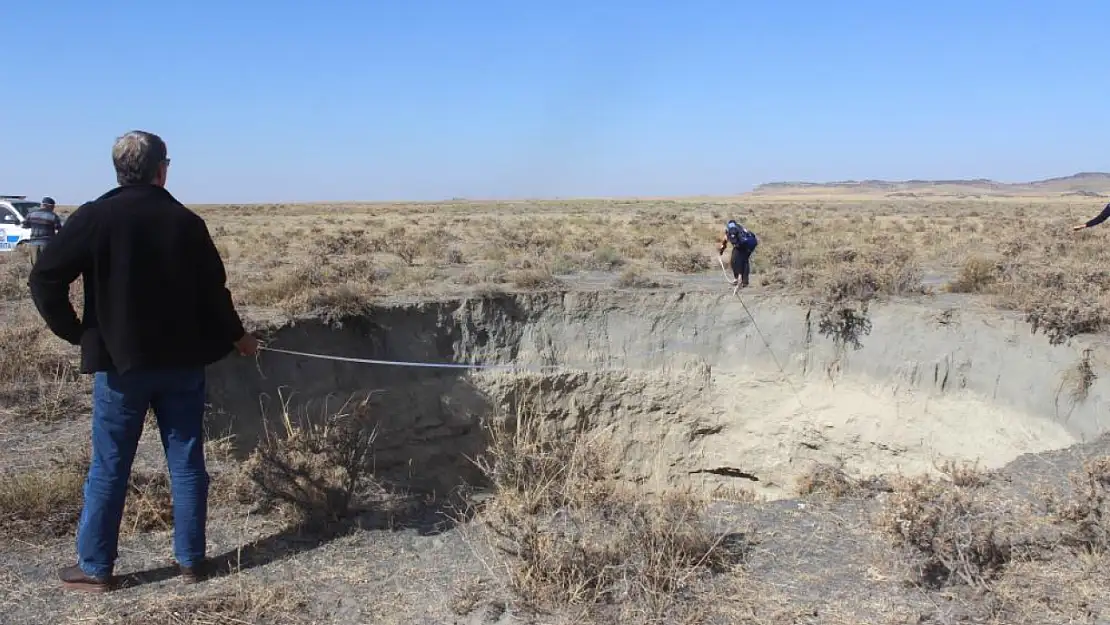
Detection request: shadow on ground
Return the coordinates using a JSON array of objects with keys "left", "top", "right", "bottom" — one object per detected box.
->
[{"left": 116, "top": 494, "right": 474, "bottom": 590}]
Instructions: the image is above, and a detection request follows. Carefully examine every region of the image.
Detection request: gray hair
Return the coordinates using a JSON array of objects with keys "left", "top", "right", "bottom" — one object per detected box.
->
[{"left": 111, "top": 131, "right": 168, "bottom": 186}]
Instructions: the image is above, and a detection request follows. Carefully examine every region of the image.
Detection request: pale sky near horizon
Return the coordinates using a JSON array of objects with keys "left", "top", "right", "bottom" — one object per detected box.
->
[{"left": 2, "top": 0, "right": 1108, "bottom": 205}]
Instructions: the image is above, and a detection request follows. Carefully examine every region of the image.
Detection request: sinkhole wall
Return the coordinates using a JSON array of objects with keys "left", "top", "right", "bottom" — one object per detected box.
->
[{"left": 204, "top": 290, "right": 1110, "bottom": 497}]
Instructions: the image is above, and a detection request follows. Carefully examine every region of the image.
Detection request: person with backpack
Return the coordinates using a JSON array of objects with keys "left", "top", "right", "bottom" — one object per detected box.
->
[{"left": 717, "top": 219, "right": 758, "bottom": 289}]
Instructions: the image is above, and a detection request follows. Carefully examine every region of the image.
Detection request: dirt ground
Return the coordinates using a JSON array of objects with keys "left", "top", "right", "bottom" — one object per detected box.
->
[{"left": 2, "top": 194, "right": 1110, "bottom": 624}]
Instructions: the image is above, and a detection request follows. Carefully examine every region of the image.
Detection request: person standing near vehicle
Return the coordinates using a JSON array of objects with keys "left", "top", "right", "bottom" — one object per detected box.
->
[
  {"left": 27, "top": 130, "right": 259, "bottom": 593},
  {"left": 717, "top": 219, "right": 759, "bottom": 289},
  {"left": 23, "top": 196, "right": 64, "bottom": 265},
  {"left": 1072, "top": 202, "right": 1110, "bottom": 231}
]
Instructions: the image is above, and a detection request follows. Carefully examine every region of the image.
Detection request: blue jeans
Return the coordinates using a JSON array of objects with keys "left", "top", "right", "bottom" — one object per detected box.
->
[{"left": 77, "top": 367, "right": 209, "bottom": 578}]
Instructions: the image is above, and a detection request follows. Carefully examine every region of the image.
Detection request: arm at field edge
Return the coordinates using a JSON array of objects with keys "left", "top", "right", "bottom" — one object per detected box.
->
[{"left": 1084, "top": 203, "right": 1110, "bottom": 228}]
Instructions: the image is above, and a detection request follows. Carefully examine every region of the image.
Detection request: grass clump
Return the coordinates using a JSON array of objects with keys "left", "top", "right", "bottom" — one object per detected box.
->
[{"left": 471, "top": 412, "right": 742, "bottom": 621}]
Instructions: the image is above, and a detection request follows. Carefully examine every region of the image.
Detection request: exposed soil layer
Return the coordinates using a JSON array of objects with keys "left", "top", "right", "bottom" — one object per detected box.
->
[{"left": 206, "top": 290, "right": 1110, "bottom": 499}]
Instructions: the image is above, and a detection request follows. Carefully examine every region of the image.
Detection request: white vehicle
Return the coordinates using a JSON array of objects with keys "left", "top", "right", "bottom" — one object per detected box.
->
[{"left": 0, "top": 195, "right": 44, "bottom": 251}]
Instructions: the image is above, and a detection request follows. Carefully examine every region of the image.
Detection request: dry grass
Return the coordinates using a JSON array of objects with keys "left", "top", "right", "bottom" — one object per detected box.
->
[
  {"left": 77, "top": 584, "right": 312, "bottom": 625},
  {"left": 0, "top": 251, "right": 32, "bottom": 301},
  {"left": 7, "top": 195, "right": 1110, "bottom": 345},
  {"left": 0, "top": 456, "right": 86, "bottom": 540},
  {"left": 0, "top": 451, "right": 175, "bottom": 543},
  {"left": 1042, "top": 456, "right": 1110, "bottom": 552},
  {"left": 937, "top": 459, "right": 992, "bottom": 489},
  {"left": 469, "top": 411, "right": 743, "bottom": 622},
  {"left": 0, "top": 321, "right": 88, "bottom": 422},
  {"left": 3, "top": 195, "right": 1110, "bottom": 623}
]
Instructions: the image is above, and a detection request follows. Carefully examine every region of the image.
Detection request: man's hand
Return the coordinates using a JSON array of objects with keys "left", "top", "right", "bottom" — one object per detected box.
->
[
  {"left": 234, "top": 333, "right": 259, "bottom": 357},
  {"left": 1073, "top": 224, "right": 1088, "bottom": 231}
]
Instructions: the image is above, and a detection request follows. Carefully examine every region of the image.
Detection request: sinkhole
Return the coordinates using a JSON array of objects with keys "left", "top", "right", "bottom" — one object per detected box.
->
[{"left": 204, "top": 290, "right": 1110, "bottom": 500}]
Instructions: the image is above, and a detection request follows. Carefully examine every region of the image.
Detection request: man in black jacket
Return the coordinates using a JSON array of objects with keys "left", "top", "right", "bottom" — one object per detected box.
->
[{"left": 28, "top": 130, "right": 258, "bottom": 593}]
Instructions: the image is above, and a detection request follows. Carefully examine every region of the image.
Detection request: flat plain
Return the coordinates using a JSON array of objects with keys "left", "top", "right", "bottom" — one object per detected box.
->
[{"left": 3, "top": 179, "right": 1110, "bottom": 624}]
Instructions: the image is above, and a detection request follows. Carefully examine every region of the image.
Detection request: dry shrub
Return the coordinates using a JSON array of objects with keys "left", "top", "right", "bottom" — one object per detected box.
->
[
  {"left": 1025, "top": 297, "right": 1110, "bottom": 346},
  {"left": 989, "top": 552, "right": 1110, "bottom": 625},
  {"left": 877, "top": 475, "right": 1026, "bottom": 588},
  {"left": 795, "top": 463, "right": 891, "bottom": 499},
  {"left": 615, "top": 267, "right": 669, "bottom": 289},
  {"left": 288, "top": 284, "right": 376, "bottom": 324},
  {"left": 936, "top": 459, "right": 990, "bottom": 488},
  {"left": 1042, "top": 456, "right": 1110, "bottom": 552},
  {"left": 242, "top": 260, "right": 327, "bottom": 305},
  {"left": 369, "top": 226, "right": 427, "bottom": 266},
  {"left": 472, "top": 413, "right": 740, "bottom": 618},
  {"left": 997, "top": 227, "right": 1110, "bottom": 343},
  {"left": 235, "top": 395, "right": 381, "bottom": 528},
  {"left": 450, "top": 577, "right": 490, "bottom": 616},
  {"left": 948, "top": 256, "right": 999, "bottom": 293},
  {"left": 121, "top": 472, "right": 175, "bottom": 534},
  {"left": 805, "top": 265, "right": 881, "bottom": 352},
  {"left": 104, "top": 584, "right": 311, "bottom": 625},
  {"left": 657, "top": 249, "right": 705, "bottom": 274},
  {"left": 508, "top": 267, "right": 561, "bottom": 289},
  {"left": 243, "top": 255, "right": 381, "bottom": 317},
  {"left": 590, "top": 246, "right": 624, "bottom": 271},
  {"left": 318, "top": 229, "right": 372, "bottom": 256},
  {"left": 1061, "top": 348, "right": 1098, "bottom": 404}
]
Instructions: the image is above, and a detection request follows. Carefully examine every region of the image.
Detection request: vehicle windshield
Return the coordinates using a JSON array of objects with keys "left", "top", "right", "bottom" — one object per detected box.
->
[{"left": 11, "top": 202, "right": 40, "bottom": 218}]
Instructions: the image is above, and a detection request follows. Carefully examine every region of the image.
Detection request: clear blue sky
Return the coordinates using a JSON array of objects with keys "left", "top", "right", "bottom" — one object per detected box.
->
[{"left": 2, "top": 0, "right": 1108, "bottom": 204}]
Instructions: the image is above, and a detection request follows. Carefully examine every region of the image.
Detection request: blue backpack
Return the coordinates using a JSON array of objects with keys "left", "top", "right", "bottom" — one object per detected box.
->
[{"left": 726, "top": 221, "right": 758, "bottom": 250}]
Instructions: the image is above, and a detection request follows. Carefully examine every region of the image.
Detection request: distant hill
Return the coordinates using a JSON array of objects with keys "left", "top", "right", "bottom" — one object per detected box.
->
[{"left": 750, "top": 172, "right": 1110, "bottom": 198}]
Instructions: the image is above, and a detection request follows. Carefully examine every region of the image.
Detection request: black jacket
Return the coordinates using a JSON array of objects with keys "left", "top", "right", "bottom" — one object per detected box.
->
[
  {"left": 28, "top": 184, "right": 246, "bottom": 374},
  {"left": 1084, "top": 203, "right": 1110, "bottom": 228}
]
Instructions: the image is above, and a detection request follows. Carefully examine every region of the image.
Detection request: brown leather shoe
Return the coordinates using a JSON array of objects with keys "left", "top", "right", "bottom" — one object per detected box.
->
[
  {"left": 58, "top": 565, "right": 113, "bottom": 593},
  {"left": 178, "top": 560, "right": 209, "bottom": 584}
]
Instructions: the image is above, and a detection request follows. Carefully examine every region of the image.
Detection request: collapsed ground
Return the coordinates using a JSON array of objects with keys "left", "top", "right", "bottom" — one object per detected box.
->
[{"left": 2, "top": 196, "right": 1110, "bottom": 624}]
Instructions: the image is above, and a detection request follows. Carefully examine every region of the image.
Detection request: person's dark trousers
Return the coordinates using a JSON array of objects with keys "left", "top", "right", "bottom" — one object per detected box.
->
[
  {"left": 77, "top": 367, "right": 209, "bottom": 579},
  {"left": 730, "top": 244, "right": 754, "bottom": 287}
]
